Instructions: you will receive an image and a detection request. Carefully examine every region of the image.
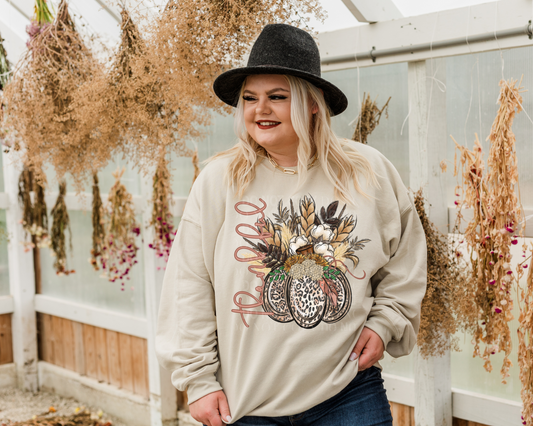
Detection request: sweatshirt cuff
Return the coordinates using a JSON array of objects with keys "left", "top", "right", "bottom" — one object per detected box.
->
[
  {"left": 364, "top": 316, "right": 395, "bottom": 349},
  {"left": 186, "top": 374, "right": 224, "bottom": 405}
]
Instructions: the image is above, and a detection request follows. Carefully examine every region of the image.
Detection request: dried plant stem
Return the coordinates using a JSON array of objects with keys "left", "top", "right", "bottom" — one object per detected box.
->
[
  {"left": 3, "top": 0, "right": 100, "bottom": 190},
  {"left": 90, "top": 173, "right": 105, "bottom": 270},
  {"left": 453, "top": 78, "right": 525, "bottom": 383},
  {"left": 352, "top": 93, "right": 391, "bottom": 144},
  {"left": 18, "top": 165, "right": 49, "bottom": 251},
  {"left": 192, "top": 149, "right": 201, "bottom": 185},
  {"left": 519, "top": 254, "right": 533, "bottom": 426},
  {"left": 414, "top": 189, "right": 460, "bottom": 358},
  {"left": 149, "top": 154, "right": 174, "bottom": 265},
  {"left": 100, "top": 168, "right": 140, "bottom": 288},
  {"left": 50, "top": 181, "right": 73, "bottom": 275}
]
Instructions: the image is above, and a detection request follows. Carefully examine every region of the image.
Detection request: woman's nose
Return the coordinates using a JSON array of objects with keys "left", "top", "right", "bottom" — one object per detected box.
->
[{"left": 255, "top": 97, "right": 271, "bottom": 115}]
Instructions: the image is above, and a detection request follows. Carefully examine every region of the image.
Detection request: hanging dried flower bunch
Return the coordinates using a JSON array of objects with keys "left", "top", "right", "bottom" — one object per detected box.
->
[
  {"left": 18, "top": 166, "right": 49, "bottom": 251},
  {"left": 0, "top": 32, "right": 10, "bottom": 91},
  {"left": 453, "top": 78, "right": 524, "bottom": 382},
  {"left": 0, "top": 32, "right": 12, "bottom": 149},
  {"left": 519, "top": 254, "right": 533, "bottom": 426},
  {"left": 100, "top": 168, "right": 140, "bottom": 289},
  {"left": 414, "top": 189, "right": 461, "bottom": 358},
  {"left": 352, "top": 93, "right": 391, "bottom": 144},
  {"left": 2, "top": 0, "right": 101, "bottom": 189},
  {"left": 50, "top": 181, "right": 74, "bottom": 275},
  {"left": 75, "top": 7, "right": 192, "bottom": 176},
  {"left": 142, "top": 0, "right": 324, "bottom": 162},
  {"left": 90, "top": 173, "right": 105, "bottom": 270},
  {"left": 148, "top": 154, "right": 174, "bottom": 265},
  {"left": 25, "top": 0, "right": 54, "bottom": 45}
]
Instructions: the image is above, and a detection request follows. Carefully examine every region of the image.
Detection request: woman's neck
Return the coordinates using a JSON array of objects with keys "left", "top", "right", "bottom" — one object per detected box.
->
[{"left": 265, "top": 147, "right": 317, "bottom": 167}]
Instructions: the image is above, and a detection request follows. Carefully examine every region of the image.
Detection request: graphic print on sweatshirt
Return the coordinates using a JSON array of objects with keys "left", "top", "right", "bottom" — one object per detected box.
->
[{"left": 232, "top": 196, "right": 370, "bottom": 329}]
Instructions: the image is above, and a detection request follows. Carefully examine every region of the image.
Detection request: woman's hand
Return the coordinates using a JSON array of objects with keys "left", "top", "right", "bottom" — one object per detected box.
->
[
  {"left": 189, "top": 390, "right": 232, "bottom": 426},
  {"left": 349, "top": 326, "right": 385, "bottom": 370}
]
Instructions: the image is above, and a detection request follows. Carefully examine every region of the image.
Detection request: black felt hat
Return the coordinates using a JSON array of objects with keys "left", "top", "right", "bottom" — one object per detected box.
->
[{"left": 213, "top": 24, "right": 348, "bottom": 116}]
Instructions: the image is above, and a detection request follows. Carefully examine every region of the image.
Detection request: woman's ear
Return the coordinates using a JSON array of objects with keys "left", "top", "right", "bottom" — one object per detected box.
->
[{"left": 311, "top": 89, "right": 324, "bottom": 114}]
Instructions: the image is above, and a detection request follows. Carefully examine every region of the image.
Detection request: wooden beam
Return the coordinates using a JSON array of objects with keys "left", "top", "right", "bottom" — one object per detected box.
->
[
  {"left": 3, "top": 150, "right": 38, "bottom": 391},
  {"left": 340, "top": 0, "right": 402, "bottom": 23},
  {"left": 141, "top": 168, "right": 178, "bottom": 426},
  {"left": 408, "top": 60, "right": 452, "bottom": 426}
]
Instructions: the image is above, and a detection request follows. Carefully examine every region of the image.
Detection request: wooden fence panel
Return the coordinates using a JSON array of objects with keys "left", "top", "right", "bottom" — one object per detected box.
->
[
  {"left": 51, "top": 315, "right": 64, "bottom": 368},
  {"left": 83, "top": 324, "right": 97, "bottom": 380},
  {"left": 62, "top": 318, "right": 76, "bottom": 371},
  {"left": 118, "top": 332, "right": 134, "bottom": 393},
  {"left": 106, "top": 330, "right": 121, "bottom": 388},
  {"left": 95, "top": 327, "right": 109, "bottom": 383},
  {"left": 35, "top": 314, "right": 152, "bottom": 398},
  {"left": 131, "top": 335, "right": 149, "bottom": 399},
  {"left": 0, "top": 313, "right": 13, "bottom": 365}
]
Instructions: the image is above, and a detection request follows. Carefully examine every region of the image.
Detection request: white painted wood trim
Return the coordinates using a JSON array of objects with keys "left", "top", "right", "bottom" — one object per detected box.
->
[
  {"left": 382, "top": 373, "right": 415, "bottom": 407},
  {"left": 340, "top": 0, "right": 402, "bottom": 23},
  {"left": 452, "top": 388, "right": 522, "bottom": 426},
  {"left": 319, "top": 0, "right": 533, "bottom": 71},
  {"left": 34, "top": 294, "right": 148, "bottom": 339},
  {"left": 3, "top": 150, "right": 38, "bottom": 392},
  {"left": 0, "top": 193, "right": 9, "bottom": 209},
  {"left": 0, "top": 363, "right": 17, "bottom": 389},
  {"left": 0, "top": 295, "right": 14, "bottom": 315},
  {"left": 383, "top": 375, "right": 522, "bottom": 425},
  {"left": 140, "top": 166, "right": 178, "bottom": 426}
]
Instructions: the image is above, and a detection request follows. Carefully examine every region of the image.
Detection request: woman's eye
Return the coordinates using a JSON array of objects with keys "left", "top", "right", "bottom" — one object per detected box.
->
[
  {"left": 270, "top": 95, "right": 287, "bottom": 100},
  {"left": 243, "top": 96, "right": 256, "bottom": 101}
]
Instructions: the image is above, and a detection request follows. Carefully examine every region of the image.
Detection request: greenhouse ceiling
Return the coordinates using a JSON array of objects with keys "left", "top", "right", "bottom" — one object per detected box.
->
[{"left": 0, "top": 0, "right": 499, "bottom": 66}]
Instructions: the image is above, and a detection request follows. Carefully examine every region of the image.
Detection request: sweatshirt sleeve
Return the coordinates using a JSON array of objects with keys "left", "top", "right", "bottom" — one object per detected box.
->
[
  {"left": 364, "top": 197, "right": 427, "bottom": 358},
  {"left": 155, "top": 217, "right": 223, "bottom": 404}
]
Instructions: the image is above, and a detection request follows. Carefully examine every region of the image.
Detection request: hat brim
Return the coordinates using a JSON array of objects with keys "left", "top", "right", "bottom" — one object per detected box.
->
[{"left": 213, "top": 65, "right": 348, "bottom": 117}]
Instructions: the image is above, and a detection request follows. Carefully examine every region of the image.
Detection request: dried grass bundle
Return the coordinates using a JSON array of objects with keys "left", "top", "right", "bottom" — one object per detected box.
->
[
  {"left": 453, "top": 78, "right": 524, "bottom": 382},
  {"left": 143, "top": 0, "right": 324, "bottom": 159},
  {"left": 50, "top": 181, "right": 74, "bottom": 275},
  {"left": 100, "top": 168, "right": 140, "bottom": 288},
  {"left": 74, "top": 7, "right": 188, "bottom": 175},
  {"left": 90, "top": 173, "right": 105, "bottom": 270},
  {"left": 352, "top": 93, "right": 391, "bottom": 144},
  {"left": 414, "top": 189, "right": 461, "bottom": 358},
  {"left": 0, "top": 31, "right": 13, "bottom": 149},
  {"left": 18, "top": 166, "right": 49, "bottom": 251},
  {"left": 0, "top": 31, "right": 10, "bottom": 91},
  {"left": 148, "top": 154, "right": 174, "bottom": 264},
  {"left": 519, "top": 255, "right": 533, "bottom": 426},
  {"left": 2, "top": 0, "right": 101, "bottom": 189}
]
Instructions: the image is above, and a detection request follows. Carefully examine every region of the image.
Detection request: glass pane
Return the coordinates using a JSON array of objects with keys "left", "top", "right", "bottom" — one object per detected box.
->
[
  {"left": 324, "top": 64, "right": 410, "bottom": 186},
  {"left": 0, "top": 210, "right": 9, "bottom": 296},
  {"left": 170, "top": 111, "right": 236, "bottom": 197},
  {"left": 40, "top": 210, "right": 145, "bottom": 318},
  {"left": 43, "top": 156, "right": 141, "bottom": 196},
  {"left": 380, "top": 350, "right": 415, "bottom": 379}
]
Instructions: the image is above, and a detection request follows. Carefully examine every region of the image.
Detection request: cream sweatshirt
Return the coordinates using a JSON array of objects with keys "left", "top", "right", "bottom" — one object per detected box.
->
[{"left": 155, "top": 141, "right": 427, "bottom": 423}]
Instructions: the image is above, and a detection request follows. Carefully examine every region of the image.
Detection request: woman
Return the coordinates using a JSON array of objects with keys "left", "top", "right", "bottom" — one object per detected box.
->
[{"left": 156, "top": 23, "right": 427, "bottom": 426}]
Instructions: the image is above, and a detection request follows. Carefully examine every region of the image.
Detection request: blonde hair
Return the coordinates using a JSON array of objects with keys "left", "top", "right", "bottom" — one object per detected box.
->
[{"left": 210, "top": 75, "right": 378, "bottom": 204}]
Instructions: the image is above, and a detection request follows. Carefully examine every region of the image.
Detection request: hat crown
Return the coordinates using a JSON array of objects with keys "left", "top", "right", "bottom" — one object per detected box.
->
[{"left": 247, "top": 24, "right": 321, "bottom": 77}]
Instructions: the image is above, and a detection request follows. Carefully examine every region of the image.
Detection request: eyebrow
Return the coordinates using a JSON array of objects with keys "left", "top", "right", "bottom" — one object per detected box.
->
[{"left": 243, "top": 88, "right": 290, "bottom": 95}]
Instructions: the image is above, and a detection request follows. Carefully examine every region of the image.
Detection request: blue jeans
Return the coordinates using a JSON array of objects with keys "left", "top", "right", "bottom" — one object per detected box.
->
[{"left": 230, "top": 367, "right": 393, "bottom": 426}]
